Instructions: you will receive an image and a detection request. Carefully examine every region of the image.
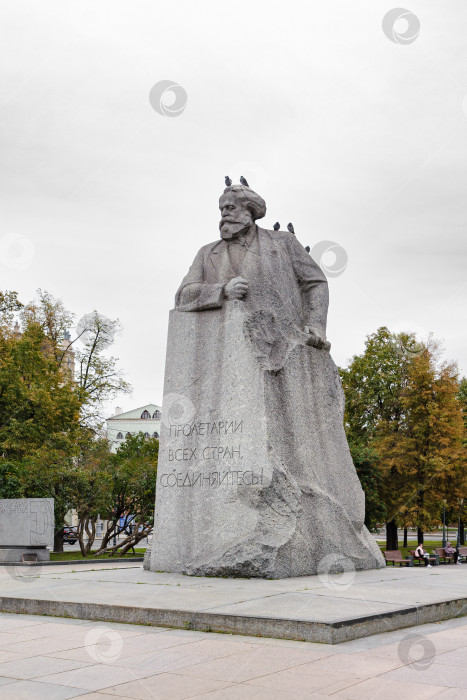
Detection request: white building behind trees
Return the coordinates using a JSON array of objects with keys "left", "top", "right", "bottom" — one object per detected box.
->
[{"left": 106, "top": 403, "right": 162, "bottom": 452}]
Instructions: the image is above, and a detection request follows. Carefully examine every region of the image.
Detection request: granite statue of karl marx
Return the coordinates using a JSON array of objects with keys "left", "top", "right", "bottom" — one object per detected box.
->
[
  {"left": 175, "top": 185, "right": 329, "bottom": 354},
  {"left": 148, "top": 183, "right": 385, "bottom": 579}
]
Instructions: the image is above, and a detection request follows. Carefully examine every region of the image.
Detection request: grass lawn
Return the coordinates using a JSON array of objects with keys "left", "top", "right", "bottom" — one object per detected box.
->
[{"left": 50, "top": 549, "right": 146, "bottom": 561}]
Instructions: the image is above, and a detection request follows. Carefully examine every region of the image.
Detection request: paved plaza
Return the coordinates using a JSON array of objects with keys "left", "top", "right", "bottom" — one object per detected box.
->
[
  {"left": 0, "top": 611, "right": 466, "bottom": 698},
  {"left": 1, "top": 563, "right": 466, "bottom": 696},
  {"left": 1, "top": 563, "right": 467, "bottom": 644}
]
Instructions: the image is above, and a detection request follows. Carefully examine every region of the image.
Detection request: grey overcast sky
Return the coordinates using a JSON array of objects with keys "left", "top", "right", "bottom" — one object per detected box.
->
[{"left": 1, "top": 0, "right": 466, "bottom": 416}]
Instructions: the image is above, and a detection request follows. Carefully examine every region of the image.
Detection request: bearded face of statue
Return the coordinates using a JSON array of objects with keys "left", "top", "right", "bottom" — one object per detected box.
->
[{"left": 219, "top": 193, "right": 254, "bottom": 240}]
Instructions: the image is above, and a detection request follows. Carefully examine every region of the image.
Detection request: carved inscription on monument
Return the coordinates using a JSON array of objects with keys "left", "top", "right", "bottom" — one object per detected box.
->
[
  {"left": 0, "top": 501, "right": 29, "bottom": 514},
  {"left": 168, "top": 419, "right": 243, "bottom": 437},
  {"left": 0, "top": 498, "right": 54, "bottom": 547},
  {"left": 160, "top": 470, "right": 264, "bottom": 488},
  {"left": 160, "top": 418, "right": 263, "bottom": 487}
]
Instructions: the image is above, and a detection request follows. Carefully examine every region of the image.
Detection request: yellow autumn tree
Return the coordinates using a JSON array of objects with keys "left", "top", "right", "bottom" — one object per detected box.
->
[{"left": 377, "top": 340, "right": 467, "bottom": 544}]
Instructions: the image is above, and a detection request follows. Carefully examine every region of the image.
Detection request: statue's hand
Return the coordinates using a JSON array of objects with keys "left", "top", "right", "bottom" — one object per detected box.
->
[
  {"left": 224, "top": 277, "right": 248, "bottom": 300},
  {"left": 304, "top": 326, "right": 331, "bottom": 351}
]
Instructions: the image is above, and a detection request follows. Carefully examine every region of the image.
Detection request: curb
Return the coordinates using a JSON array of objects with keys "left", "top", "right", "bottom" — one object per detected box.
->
[
  {"left": 0, "top": 595, "right": 465, "bottom": 644},
  {"left": 0, "top": 558, "right": 144, "bottom": 567}
]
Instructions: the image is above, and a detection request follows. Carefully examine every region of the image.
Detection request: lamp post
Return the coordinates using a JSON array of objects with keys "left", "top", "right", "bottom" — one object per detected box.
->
[
  {"left": 442, "top": 500, "right": 447, "bottom": 548},
  {"left": 457, "top": 498, "right": 464, "bottom": 546}
]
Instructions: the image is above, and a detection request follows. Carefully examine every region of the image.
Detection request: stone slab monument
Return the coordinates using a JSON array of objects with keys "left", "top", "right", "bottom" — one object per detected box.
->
[
  {"left": 147, "top": 182, "right": 385, "bottom": 578},
  {"left": 0, "top": 498, "right": 54, "bottom": 563}
]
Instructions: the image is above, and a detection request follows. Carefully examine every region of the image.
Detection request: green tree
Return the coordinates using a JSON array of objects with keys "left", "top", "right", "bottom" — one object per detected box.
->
[
  {"left": 349, "top": 443, "right": 387, "bottom": 531},
  {"left": 0, "top": 290, "right": 22, "bottom": 326},
  {"left": 22, "top": 446, "right": 80, "bottom": 552},
  {"left": 377, "top": 343, "right": 467, "bottom": 543},
  {"left": 0, "top": 320, "right": 82, "bottom": 461},
  {"left": 74, "top": 437, "right": 114, "bottom": 556},
  {"left": 74, "top": 311, "right": 130, "bottom": 431},
  {"left": 0, "top": 461, "right": 24, "bottom": 499},
  {"left": 458, "top": 377, "right": 467, "bottom": 443},
  {"left": 342, "top": 328, "right": 467, "bottom": 550},
  {"left": 340, "top": 327, "right": 412, "bottom": 547},
  {"left": 0, "top": 296, "right": 84, "bottom": 550},
  {"left": 0, "top": 289, "right": 131, "bottom": 551},
  {"left": 22, "top": 292, "right": 130, "bottom": 431},
  {"left": 94, "top": 433, "right": 158, "bottom": 557},
  {"left": 340, "top": 327, "right": 412, "bottom": 445}
]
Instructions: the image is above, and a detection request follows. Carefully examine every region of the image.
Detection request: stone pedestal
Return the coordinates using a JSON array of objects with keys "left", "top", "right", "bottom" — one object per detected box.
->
[
  {"left": 147, "top": 303, "right": 384, "bottom": 578},
  {"left": 0, "top": 499, "right": 54, "bottom": 564}
]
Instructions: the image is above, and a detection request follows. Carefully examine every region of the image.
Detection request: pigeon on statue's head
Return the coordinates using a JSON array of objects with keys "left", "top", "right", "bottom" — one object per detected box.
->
[
  {"left": 225, "top": 176, "right": 232, "bottom": 186},
  {"left": 240, "top": 175, "right": 249, "bottom": 187},
  {"left": 273, "top": 222, "right": 280, "bottom": 231},
  {"left": 287, "top": 222, "right": 295, "bottom": 234}
]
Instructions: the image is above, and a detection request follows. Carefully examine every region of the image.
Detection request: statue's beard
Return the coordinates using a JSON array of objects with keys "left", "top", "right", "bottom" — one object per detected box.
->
[{"left": 219, "top": 219, "right": 252, "bottom": 240}]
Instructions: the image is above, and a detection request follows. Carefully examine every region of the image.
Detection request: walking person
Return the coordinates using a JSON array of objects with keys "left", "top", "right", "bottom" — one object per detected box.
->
[{"left": 415, "top": 543, "right": 432, "bottom": 567}]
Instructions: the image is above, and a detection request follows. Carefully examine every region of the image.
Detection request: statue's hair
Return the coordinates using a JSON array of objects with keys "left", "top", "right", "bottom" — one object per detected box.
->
[{"left": 220, "top": 184, "right": 266, "bottom": 221}]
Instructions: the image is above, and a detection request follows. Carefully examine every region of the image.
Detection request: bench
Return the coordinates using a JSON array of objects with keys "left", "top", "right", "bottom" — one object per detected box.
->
[
  {"left": 434, "top": 547, "right": 455, "bottom": 564},
  {"left": 384, "top": 550, "right": 411, "bottom": 567},
  {"left": 458, "top": 546, "right": 467, "bottom": 561},
  {"left": 410, "top": 550, "right": 437, "bottom": 566}
]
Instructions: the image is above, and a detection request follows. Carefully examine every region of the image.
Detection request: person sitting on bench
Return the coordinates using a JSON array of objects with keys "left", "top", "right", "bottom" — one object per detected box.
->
[
  {"left": 415, "top": 543, "right": 432, "bottom": 567},
  {"left": 445, "top": 541, "right": 459, "bottom": 563}
]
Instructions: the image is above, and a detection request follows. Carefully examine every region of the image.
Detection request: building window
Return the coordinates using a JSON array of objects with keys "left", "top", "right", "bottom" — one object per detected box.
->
[
  {"left": 116, "top": 432, "right": 123, "bottom": 440},
  {"left": 153, "top": 410, "right": 161, "bottom": 420},
  {"left": 125, "top": 432, "right": 131, "bottom": 438},
  {"left": 153, "top": 431, "right": 159, "bottom": 439},
  {"left": 144, "top": 432, "right": 150, "bottom": 439},
  {"left": 141, "top": 410, "right": 151, "bottom": 419}
]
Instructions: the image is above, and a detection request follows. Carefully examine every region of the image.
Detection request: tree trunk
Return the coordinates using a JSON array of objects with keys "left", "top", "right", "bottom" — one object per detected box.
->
[
  {"left": 386, "top": 520, "right": 398, "bottom": 550},
  {"left": 94, "top": 524, "right": 153, "bottom": 557},
  {"left": 94, "top": 519, "right": 118, "bottom": 556},
  {"left": 53, "top": 527, "right": 64, "bottom": 553},
  {"left": 84, "top": 519, "right": 96, "bottom": 555},
  {"left": 77, "top": 518, "right": 97, "bottom": 557},
  {"left": 403, "top": 527, "right": 408, "bottom": 548},
  {"left": 417, "top": 527, "right": 424, "bottom": 544}
]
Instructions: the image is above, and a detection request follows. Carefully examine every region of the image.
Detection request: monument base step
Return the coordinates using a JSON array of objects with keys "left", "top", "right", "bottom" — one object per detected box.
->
[
  {"left": 0, "top": 564, "right": 466, "bottom": 644},
  {"left": 0, "top": 547, "right": 50, "bottom": 563},
  {"left": 0, "top": 594, "right": 466, "bottom": 644}
]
